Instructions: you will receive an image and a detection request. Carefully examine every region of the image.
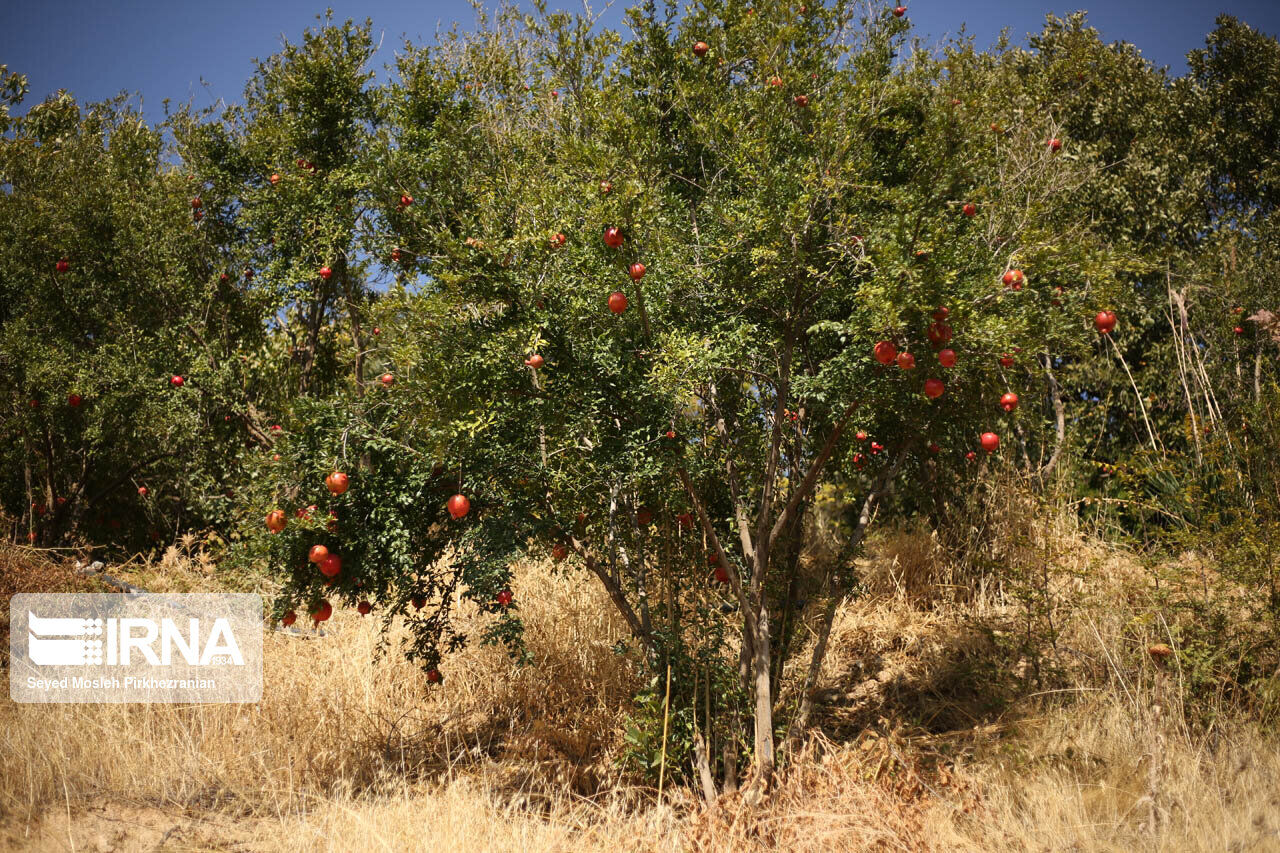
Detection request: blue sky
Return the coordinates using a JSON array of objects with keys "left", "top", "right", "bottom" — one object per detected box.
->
[{"left": 3, "top": 1, "right": 1279, "bottom": 123}]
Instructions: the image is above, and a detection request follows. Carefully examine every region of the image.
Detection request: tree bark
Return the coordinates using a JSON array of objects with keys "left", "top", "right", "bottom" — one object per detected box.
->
[{"left": 749, "top": 610, "right": 776, "bottom": 786}]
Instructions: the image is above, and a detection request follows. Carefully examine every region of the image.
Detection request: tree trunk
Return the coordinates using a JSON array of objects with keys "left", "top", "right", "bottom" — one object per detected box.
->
[{"left": 750, "top": 608, "right": 776, "bottom": 784}]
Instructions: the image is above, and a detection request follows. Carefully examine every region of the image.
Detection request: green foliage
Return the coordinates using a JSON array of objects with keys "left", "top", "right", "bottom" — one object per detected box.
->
[{"left": 0, "top": 90, "right": 263, "bottom": 550}]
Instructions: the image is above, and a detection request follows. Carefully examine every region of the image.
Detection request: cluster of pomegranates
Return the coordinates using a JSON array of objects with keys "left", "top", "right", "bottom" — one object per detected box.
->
[
  {"left": 269, "top": 463, "right": 473, "bottom": 639},
  {"left": 866, "top": 299, "right": 1114, "bottom": 457}
]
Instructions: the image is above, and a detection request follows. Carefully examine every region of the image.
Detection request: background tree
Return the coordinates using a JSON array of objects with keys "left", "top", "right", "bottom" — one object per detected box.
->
[{"left": 0, "top": 81, "right": 263, "bottom": 550}]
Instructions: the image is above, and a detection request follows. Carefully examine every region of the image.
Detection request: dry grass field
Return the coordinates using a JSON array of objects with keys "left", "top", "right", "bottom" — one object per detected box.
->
[{"left": 2, "top": 532, "right": 1278, "bottom": 852}]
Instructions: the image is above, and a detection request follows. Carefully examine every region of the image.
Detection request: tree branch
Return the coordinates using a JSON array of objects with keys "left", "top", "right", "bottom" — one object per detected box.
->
[{"left": 767, "top": 401, "right": 858, "bottom": 545}]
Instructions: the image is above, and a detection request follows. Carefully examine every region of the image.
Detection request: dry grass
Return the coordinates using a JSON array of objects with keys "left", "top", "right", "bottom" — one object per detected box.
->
[
  {"left": 935, "top": 695, "right": 1280, "bottom": 852},
  {"left": 0, "top": 554, "right": 639, "bottom": 822},
  {"left": 2, "top": 521, "right": 1279, "bottom": 852}
]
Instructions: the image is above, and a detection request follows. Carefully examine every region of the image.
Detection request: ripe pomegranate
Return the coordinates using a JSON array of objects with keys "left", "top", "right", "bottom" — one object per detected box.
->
[
  {"left": 426, "top": 668, "right": 442, "bottom": 684},
  {"left": 270, "top": 173, "right": 281, "bottom": 185},
  {"left": 693, "top": 41, "right": 709, "bottom": 57},
  {"left": 399, "top": 194, "right": 413, "bottom": 208},
  {"left": 55, "top": 257, "right": 69, "bottom": 273},
  {"left": 962, "top": 203, "right": 976, "bottom": 217},
  {"left": 357, "top": 601, "right": 372, "bottom": 615},
  {"left": 794, "top": 94, "right": 809, "bottom": 107},
  {"left": 1094, "top": 310, "right": 1117, "bottom": 334},
  {"left": 932, "top": 306, "right": 949, "bottom": 321},
  {"left": 68, "top": 394, "right": 82, "bottom": 407},
  {"left": 447, "top": 494, "right": 470, "bottom": 519},
  {"left": 525, "top": 353, "right": 545, "bottom": 368},
  {"left": 938, "top": 348, "right": 957, "bottom": 368},
  {"left": 980, "top": 432, "right": 1000, "bottom": 453},
  {"left": 893, "top": 5, "right": 906, "bottom": 16},
  {"left": 551, "top": 232, "right": 566, "bottom": 248},
  {"left": 927, "top": 322, "right": 953, "bottom": 346},
  {"left": 1234, "top": 326, "right": 1244, "bottom": 335},
  {"left": 496, "top": 589, "right": 513, "bottom": 607},
  {"left": 873, "top": 340, "right": 897, "bottom": 365},
  {"left": 928, "top": 442, "right": 941, "bottom": 454},
  {"left": 855, "top": 431, "right": 867, "bottom": 441},
  {"left": 390, "top": 248, "right": 402, "bottom": 262},
  {"left": 265, "top": 510, "right": 287, "bottom": 533},
  {"left": 1000, "top": 392, "right": 1019, "bottom": 412},
  {"left": 1048, "top": 138, "right": 1062, "bottom": 152},
  {"left": 966, "top": 451, "right": 977, "bottom": 460},
  {"left": 411, "top": 594, "right": 426, "bottom": 610},
  {"left": 600, "top": 180, "right": 613, "bottom": 194},
  {"left": 714, "top": 565, "right": 730, "bottom": 584},
  {"left": 769, "top": 76, "right": 783, "bottom": 87},
  {"left": 311, "top": 601, "right": 332, "bottom": 622},
  {"left": 319, "top": 266, "right": 332, "bottom": 280},
  {"left": 628, "top": 262, "right": 646, "bottom": 281},
  {"left": 319, "top": 554, "right": 342, "bottom": 577},
  {"left": 380, "top": 373, "right": 394, "bottom": 387},
  {"left": 170, "top": 375, "right": 185, "bottom": 387},
  {"left": 924, "top": 378, "right": 945, "bottom": 399},
  {"left": 608, "top": 291, "right": 629, "bottom": 313},
  {"left": 552, "top": 543, "right": 569, "bottom": 562},
  {"left": 309, "top": 544, "right": 329, "bottom": 564},
  {"left": 191, "top": 197, "right": 202, "bottom": 209},
  {"left": 999, "top": 354, "right": 1015, "bottom": 368},
  {"left": 137, "top": 486, "right": 148, "bottom": 497},
  {"left": 603, "top": 226, "right": 624, "bottom": 249},
  {"left": 326, "top": 471, "right": 349, "bottom": 495},
  {"left": 897, "top": 352, "right": 916, "bottom": 369}
]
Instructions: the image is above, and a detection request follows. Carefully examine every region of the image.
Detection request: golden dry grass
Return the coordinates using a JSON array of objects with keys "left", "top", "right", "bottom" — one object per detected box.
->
[
  {"left": 0, "top": 555, "right": 640, "bottom": 827},
  {"left": 2, "top": 527, "right": 1279, "bottom": 852}
]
